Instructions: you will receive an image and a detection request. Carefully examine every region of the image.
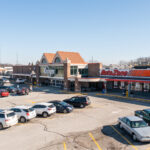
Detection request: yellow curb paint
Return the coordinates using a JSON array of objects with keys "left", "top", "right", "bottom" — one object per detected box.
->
[
  {"left": 89, "top": 132, "right": 103, "bottom": 150},
  {"left": 82, "top": 93, "right": 88, "bottom": 95},
  {"left": 96, "top": 93, "right": 150, "bottom": 103},
  {"left": 111, "top": 126, "right": 138, "bottom": 150},
  {"left": 63, "top": 142, "right": 67, "bottom": 150},
  {"left": 27, "top": 100, "right": 36, "bottom": 104}
]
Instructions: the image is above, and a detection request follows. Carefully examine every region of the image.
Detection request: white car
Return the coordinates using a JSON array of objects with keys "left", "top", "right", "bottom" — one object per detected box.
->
[
  {"left": 118, "top": 116, "right": 150, "bottom": 142},
  {"left": 2, "top": 78, "right": 10, "bottom": 83},
  {"left": 10, "top": 106, "right": 36, "bottom": 123},
  {"left": 32, "top": 103, "right": 56, "bottom": 118},
  {"left": 16, "top": 78, "right": 26, "bottom": 84},
  {"left": 0, "top": 110, "right": 18, "bottom": 130}
]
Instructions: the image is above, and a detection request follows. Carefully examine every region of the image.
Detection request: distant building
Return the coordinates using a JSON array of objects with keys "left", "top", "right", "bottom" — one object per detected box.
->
[
  {"left": 0, "top": 66, "right": 13, "bottom": 75},
  {"left": 13, "top": 51, "right": 103, "bottom": 91}
]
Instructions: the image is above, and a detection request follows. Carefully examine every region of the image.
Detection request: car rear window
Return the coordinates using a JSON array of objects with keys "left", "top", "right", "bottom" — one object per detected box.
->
[
  {"left": 23, "top": 108, "right": 34, "bottom": 112},
  {"left": 80, "top": 97, "right": 86, "bottom": 102},
  {"left": 0, "top": 114, "right": 5, "bottom": 118},
  {"left": 7, "top": 112, "right": 15, "bottom": 118},
  {"left": 60, "top": 101, "right": 69, "bottom": 106},
  {"left": 48, "top": 104, "right": 55, "bottom": 108}
]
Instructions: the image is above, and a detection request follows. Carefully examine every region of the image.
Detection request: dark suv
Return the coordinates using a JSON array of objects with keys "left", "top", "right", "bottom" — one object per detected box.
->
[
  {"left": 63, "top": 96, "right": 91, "bottom": 108},
  {"left": 49, "top": 100, "right": 73, "bottom": 113},
  {"left": 135, "top": 109, "right": 150, "bottom": 124}
]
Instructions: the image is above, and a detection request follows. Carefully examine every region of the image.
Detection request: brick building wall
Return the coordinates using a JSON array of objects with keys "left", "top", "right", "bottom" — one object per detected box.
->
[{"left": 88, "top": 63, "right": 103, "bottom": 77}]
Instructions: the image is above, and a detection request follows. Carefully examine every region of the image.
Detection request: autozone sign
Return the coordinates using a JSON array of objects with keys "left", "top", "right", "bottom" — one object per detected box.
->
[{"left": 100, "top": 69, "right": 129, "bottom": 76}]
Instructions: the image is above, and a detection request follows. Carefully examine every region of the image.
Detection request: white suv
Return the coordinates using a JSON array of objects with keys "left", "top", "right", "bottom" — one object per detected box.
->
[
  {"left": 32, "top": 103, "right": 56, "bottom": 118},
  {"left": 0, "top": 110, "right": 18, "bottom": 130},
  {"left": 10, "top": 106, "right": 36, "bottom": 123}
]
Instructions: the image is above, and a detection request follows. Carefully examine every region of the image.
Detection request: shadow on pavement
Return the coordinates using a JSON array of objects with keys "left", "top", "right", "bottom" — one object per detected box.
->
[
  {"left": 101, "top": 124, "right": 149, "bottom": 146},
  {"left": 88, "top": 92, "right": 150, "bottom": 107}
]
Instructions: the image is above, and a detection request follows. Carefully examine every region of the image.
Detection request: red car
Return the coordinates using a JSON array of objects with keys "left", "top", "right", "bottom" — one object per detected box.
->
[{"left": 0, "top": 89, "right": 9, "bottom": 97}]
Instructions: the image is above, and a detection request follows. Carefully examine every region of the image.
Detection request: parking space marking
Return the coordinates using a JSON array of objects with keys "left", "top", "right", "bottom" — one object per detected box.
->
[
  {"left": 89, "top": 132, "right": 103, "bottom": 150},
  {"left": 63, "top": 142, "right": 67, "bottom": 150},
  {"left": 111, "top": 126, "right": 138, "bottom": 150},
  {"left": 27, "top": 100, "right": 36, "bottom": 104}
]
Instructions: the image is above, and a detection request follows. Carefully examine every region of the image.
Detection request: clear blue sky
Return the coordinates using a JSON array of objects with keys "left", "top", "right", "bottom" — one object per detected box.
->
[{"left": 0, "top": 0, "right": 150, "bottom": 65}]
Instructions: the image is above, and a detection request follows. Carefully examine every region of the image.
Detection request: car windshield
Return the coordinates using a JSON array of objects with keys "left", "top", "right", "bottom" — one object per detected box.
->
[
  {"left": 144, "top": 110, "right": 150, "bottom": 116},
  {"left": 131, "top": 121, "right": 148, "bottom": 128},
  {"left": 60, "top": 101, "right": 69, "bottom": 106},
  {"left": 7, "top": 112, "right": 15, "bottom": 118}
]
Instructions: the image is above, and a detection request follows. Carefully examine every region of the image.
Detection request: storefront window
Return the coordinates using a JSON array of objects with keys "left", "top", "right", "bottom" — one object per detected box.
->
[
  {"left": 79, "top": 69, "right": 88, "bottom": 77},
  {"left": 135, "top": 83, "right": 141, "bottom": 91},
  {"left": 144, "top": 83, "right": 150, "bottom": 92},
  {"left": 114, "top": 81, "right": 118, "bottom": 88},
  {"left": 71, "top": 66, "right": 78, "bottom": 75}
]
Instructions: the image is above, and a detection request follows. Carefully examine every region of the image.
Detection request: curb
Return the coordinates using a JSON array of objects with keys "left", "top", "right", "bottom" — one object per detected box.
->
[{"left": 96, "top": 93, "right": 150, "bottom": 103}]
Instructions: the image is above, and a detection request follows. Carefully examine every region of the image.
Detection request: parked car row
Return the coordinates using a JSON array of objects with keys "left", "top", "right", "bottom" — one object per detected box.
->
[
  {"left": 0, "top": 96, "right": 91, "bottom": 130},
  {"left": 0, "top": 86, "right": 30, "bottom": 97},
  {"left": 118, "top": 108, "right": 150, "bottom": 142}
]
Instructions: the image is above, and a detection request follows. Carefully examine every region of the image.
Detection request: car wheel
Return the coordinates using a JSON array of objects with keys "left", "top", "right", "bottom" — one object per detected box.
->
[
  {"left": 20, "top": 117, "right": 26, "bottom": 123},
  {"left": 0, "top": 123, "right": 3, "bottom": 130},
  {"left": 132, "top": 134, "right": 137, "bottom": 141},
  {"left": 119, "top": 123, "right": 123, "bottom": 129},
  {"left": 42, "top": 112, "right": 48, "bottom": 118},
  {"left": 80, "top": 104, "right": 84, "bottom": 108},
  {"left": 63, "top": 109, "right": 67, "bottom": 113}
]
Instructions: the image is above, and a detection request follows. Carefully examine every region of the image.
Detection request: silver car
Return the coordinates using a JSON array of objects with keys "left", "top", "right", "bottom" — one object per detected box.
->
[{"left": 118, "top": 116, "right": 150, "bottom": 142}]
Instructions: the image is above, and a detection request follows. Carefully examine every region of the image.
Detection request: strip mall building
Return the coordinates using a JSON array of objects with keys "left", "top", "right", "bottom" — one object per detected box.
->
[{"left": 13, "top": 51, "right": 150, "bottom": 97}]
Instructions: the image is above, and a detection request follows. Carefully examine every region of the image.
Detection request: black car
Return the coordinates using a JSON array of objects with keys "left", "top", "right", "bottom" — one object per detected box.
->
[
  {"left": 63, "top": 96, "right": 91, "bottom": 108},
  {"left": 135, "top": 109, "right": 150, "bottom": 124},
  {"left": 49, "top": 100, "right": 73, "bottom": 113}
]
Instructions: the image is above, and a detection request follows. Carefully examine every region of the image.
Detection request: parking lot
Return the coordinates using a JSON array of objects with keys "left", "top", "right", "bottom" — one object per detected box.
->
[{"left": 0, "top": 86, "right": 150, "bottom": 150}]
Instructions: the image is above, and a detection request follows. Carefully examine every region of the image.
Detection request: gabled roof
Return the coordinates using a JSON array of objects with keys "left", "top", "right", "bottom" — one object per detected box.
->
[
  {"left": 57, "top": 51, "right": 86, "bottom": 64},
  {"left": 43, "top": 53, "right": 55, "bottom": 64}
]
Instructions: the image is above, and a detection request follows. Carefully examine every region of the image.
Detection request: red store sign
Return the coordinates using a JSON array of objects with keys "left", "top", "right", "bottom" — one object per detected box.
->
[{"left": 101, "top": 69, "right": 129, "bottom": 76}]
